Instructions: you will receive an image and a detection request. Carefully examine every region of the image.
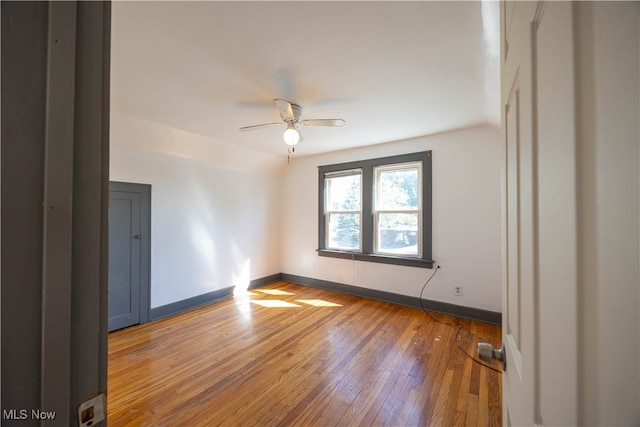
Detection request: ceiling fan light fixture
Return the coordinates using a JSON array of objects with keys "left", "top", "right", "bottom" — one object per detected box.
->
[
  {"left": 239, "top": 99, "right": 344, "bottom": 154},
  {"left": 283, "top": 125, "right": 301, "bottom": 146}
]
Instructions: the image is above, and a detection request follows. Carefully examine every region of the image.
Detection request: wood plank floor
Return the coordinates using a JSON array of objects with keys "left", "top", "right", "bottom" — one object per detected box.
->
[{"left": 108, "top": 281, "right": 502, "bottom": 426}]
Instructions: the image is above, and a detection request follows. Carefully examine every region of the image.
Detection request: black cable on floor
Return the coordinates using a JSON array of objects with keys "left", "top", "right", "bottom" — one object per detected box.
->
[{"left": 419, "top": 266, "right": 502, "bottom": 374}]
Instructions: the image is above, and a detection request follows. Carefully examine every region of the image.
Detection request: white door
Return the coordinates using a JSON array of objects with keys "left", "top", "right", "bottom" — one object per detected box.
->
[{"left": 501, "top": 2, "right": 579, "bottom": 425}]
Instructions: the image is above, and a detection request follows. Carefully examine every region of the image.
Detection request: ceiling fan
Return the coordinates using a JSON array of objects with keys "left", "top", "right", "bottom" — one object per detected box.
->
[{"left": 239, "top": 99, "right": 345, "bottom": 153}]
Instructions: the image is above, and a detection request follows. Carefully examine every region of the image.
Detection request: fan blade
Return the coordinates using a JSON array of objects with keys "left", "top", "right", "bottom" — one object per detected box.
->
[
  {"left": 239, "top": 122, "right": 282, "bottom": 132},
  {"left": 301, "top": 118, "right": 346, "bottom": 127},
  {"left": 273, "top": 98, "right": 295, "bottom": 119}
]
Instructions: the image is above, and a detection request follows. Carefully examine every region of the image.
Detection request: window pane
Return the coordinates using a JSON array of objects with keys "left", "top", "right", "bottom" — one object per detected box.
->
[
  {"left": 376, "top": 167, "right": 418, "bottom": 210},
  {"left": 326, "top": 173, "right": 361, "bottom": 211},
  {"left": 328, "top": 213, "right": 360, "bottom": 250},
  {"left": 377, "top": 213, "right": 418, "bottom": 255}
]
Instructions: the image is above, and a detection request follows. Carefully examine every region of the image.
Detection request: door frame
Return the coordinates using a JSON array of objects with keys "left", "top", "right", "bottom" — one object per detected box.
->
[{"left": 109, "top": 181, "right": 151, "bottom": 327}]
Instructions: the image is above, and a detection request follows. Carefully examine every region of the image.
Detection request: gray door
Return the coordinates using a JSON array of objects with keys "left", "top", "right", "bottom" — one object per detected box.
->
[{"left": 109, "top": 182, "right": 150, "bottom": 332}]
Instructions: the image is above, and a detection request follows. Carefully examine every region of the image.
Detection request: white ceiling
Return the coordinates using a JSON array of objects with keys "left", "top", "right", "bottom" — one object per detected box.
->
[{"left": 111, "top": 1, "right": 500, "bottom": 158}]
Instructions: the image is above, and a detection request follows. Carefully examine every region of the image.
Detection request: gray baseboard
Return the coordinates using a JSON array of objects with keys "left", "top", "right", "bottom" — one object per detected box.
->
[
  {"left": 150, "top": 273, "right": 282, "bottom": 321},
  {"left": 248, "top": 273, "right": 282, "bottom": 289},
  {"left": 280, "top": 273, "right": 501, "bottom": 325},
  {"left": 149, "top": 272, "right": 501, "bottom": 326}
]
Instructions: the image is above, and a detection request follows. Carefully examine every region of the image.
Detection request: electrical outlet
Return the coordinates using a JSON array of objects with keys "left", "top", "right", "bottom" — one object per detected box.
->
[
  {"left": 454, "top": 286, "right": 463, "bottom": 296},
  {"left": 78, "top": 394, "right": 105, "bottom": 427}
]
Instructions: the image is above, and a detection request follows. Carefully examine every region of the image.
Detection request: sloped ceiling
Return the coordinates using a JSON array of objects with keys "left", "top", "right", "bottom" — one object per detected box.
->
[{"left": 111, "top": 1, "right": 500, "bottom": 158}]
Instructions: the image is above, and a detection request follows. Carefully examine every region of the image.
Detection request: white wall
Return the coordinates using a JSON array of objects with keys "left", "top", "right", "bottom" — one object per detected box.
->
[
  {"left": 280, "top": 125, "right": 502, "bottom": 312},
  {"left": 576, "top": 3, "right": 640, "bottom": 424},
  {"left": 109, "top": 116, "right": 502, "bottom": 313},
  {"left": 110, "top": 113, "right": 283, "bottom": 308}
]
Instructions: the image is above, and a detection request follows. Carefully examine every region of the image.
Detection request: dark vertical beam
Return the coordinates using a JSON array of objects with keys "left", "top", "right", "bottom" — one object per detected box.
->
[
  {"left": 97, "top": 3, "right": 112, "bottom": 415},
  {"left": 1, "top": 2, "right": 111, "bottom": 426},
  {"left": 70, "top": 1, "right": 111, "bottom": 424},
  {"left": 1, "top": 2, "right": 49, "bottom": 421},
  {"left": 40, "top": 3, "right": 77, "bottom": 421}
]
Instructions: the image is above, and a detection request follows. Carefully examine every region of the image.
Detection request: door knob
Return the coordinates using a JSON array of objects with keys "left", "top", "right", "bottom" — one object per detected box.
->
[
  {"left": 133, "top": 234, "right": 142, "bottom": 239},
  {"left": 478, "top": 342, "right": 506, "bottom": 371}
]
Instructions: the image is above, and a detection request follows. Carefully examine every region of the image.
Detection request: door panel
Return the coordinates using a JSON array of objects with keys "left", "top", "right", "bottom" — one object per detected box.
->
[
  {"left": 109, "top": 193, "right": 141, "bottom": 330},
  {"left": 501, "top": 2, "right": 537, "bottom": 426},
  {"left": 108, "top": 182, "right": 151, "bottom": 332},
  {"left": 505, "top": 75, "right": 523, "bottom": 374},
  {"left": 109, "top": 191, "right": 141, "bottom": 331},
  {"left": 501, "top": 2, "right": 579, "bottom": 425},
  {"left": 534, "top": 3, "right": 578, "bottom": 424}
]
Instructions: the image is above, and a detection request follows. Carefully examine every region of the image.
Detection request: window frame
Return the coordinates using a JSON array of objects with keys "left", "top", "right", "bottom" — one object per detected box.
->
[
  {"left": 318, "top": 151, "right": 433, "bottom": 269},
  {"left": 373, "top": 161, "right": 422, "bottom": 258},
  {"left": 324, "top": 168, "right": 363, "bottom": 252}
]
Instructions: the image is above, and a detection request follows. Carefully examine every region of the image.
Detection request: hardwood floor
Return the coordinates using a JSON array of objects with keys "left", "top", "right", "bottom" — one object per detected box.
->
[{"left": 108, "top": 281, "right": 502, "bottom": 426}]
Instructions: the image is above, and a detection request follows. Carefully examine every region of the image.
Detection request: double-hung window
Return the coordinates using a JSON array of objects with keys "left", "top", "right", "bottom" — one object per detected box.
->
[
  {"left": 374, "top": 162, "right": 421, "bottom": 257},
  {"left": 318, "top": 151, "right": 433, "bottom": 268},
  {"left": 324, "top": 169, "right": 362, "bottom": 251}
]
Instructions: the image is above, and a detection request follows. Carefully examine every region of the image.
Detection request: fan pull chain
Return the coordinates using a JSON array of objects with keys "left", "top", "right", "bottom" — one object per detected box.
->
[{"left": 287, "top": 145, "right": 295, "bottom": 164}]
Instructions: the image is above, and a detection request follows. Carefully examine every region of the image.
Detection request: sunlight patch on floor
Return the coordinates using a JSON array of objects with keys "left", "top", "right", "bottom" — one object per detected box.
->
[
  {"left": 250, "top": 300, "right": 301, "bottom": 308},
  {"left": 255, "top": 289, "right": 295, "bottom": 296},
  {"left": 234, "top": 290, "right": 260, "bottom": 297},
  {"left": 295, "top": 299, "right": 343, "bottom": 307},
  {"left": 233, "top": 295, "right": 253, "bottom": 321}
]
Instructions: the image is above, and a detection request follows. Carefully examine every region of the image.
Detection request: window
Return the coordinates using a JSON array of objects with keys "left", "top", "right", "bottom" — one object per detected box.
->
[
  {"left": 318, "top": 151, "right": 433, "bottom": 268},
  {"left": 374, "top": 162, "right": 421, "bottom": 257},
  {"left": 325, "top": 169, "right": 362, "bottom": 251}
]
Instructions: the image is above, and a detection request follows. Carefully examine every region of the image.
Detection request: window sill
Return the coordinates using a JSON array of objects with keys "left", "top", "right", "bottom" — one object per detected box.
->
[{"left": 317, "top": 249, "right": 434, "bottom": 269}]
